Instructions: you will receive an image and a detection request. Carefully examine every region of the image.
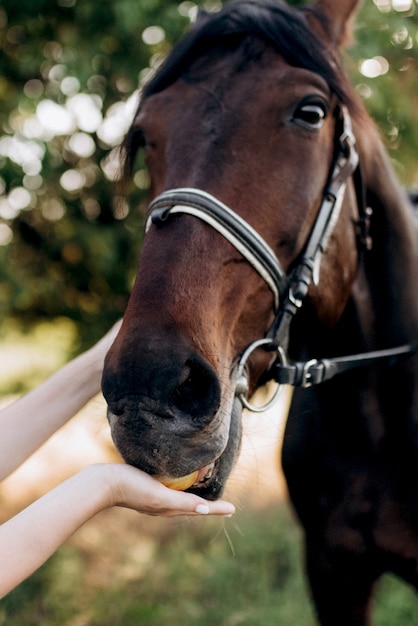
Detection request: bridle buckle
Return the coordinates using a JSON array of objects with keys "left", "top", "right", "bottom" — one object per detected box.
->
[{"left": 301, "top": 359, "right": 319, "bottom": 388}]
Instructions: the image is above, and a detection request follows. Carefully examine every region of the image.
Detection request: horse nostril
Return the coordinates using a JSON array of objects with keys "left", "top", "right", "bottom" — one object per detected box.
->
[{"left": 172, "top": 359, "right": 221, "bottom": 420}]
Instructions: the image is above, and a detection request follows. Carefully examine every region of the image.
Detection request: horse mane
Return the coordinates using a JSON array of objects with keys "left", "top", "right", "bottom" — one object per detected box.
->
[{"left": 144, "top": 0, "right": 347, "bottom": 100}]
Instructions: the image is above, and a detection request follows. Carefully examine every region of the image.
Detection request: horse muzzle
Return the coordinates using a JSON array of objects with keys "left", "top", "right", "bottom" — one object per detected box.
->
[{"left": 102, "top": 329, "right": 243, "bottom": 498}]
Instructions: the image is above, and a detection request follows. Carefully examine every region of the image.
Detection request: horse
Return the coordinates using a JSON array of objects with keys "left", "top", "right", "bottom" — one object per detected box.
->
[{"left": 101, "top": 1, "right": 418, "bottom": 623}]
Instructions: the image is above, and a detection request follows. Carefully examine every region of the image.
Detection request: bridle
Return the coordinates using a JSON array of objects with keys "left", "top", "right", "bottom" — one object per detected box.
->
[{"left": 145, "top": 106, "right": 418, "bottom": 413}]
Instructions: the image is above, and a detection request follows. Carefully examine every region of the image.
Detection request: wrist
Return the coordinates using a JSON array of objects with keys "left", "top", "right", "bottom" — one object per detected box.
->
[{"left": 78, "top": 464, "right": 116, "bottom": 512}]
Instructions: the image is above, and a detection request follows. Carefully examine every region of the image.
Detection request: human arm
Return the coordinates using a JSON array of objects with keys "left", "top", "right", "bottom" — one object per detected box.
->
[
  {"left": 0, "top": 462, "right": 235, "bottom": 598},
  {"left": 0, "top": 321, "right": 121, "bottom": 481}
]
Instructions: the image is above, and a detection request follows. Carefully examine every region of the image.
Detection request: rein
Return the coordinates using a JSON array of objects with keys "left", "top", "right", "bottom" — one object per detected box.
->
[{"left": 145, "top": 106, "right": 418, "bottom": 413}]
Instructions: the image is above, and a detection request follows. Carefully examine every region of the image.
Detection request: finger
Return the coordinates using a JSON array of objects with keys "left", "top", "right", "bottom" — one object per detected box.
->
[
  {"left": 154, "top": 486, "right": 235, "bottom": 517},
  {"left": 193, "top": 499, "right": 235, "bottom": 517}
]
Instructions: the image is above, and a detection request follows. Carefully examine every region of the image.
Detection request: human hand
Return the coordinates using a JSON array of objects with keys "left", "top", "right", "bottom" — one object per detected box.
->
[
  {"left": 0, "top": 463, "right": 234, "bottom": 598},
  {"left": 94, "top": 463, "right": 235, "bottom": 518}
]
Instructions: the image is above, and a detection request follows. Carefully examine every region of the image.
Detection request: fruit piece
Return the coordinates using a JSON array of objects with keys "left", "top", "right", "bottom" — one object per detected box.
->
[{"left": 154, "top": 470, "right": 199, "bottom": 491}]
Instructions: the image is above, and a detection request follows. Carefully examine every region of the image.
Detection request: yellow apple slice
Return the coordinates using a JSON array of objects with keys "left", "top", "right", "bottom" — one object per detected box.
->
[{"left": 154, "top": 470, "right": 199, "bottom": 491}]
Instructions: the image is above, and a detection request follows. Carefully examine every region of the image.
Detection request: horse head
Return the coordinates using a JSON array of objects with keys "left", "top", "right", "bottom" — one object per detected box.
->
[{"left": 102, "top": 0, "right": 367, "bottom": 498}]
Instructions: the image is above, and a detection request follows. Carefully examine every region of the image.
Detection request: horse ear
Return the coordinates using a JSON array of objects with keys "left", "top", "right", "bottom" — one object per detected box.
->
[{"left": 306, "top": 0, "right": 363, "bottom": 49}]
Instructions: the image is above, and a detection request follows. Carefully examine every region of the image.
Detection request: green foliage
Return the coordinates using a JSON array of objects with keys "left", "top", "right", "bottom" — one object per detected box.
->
[
  {"left": 0, "top": 0, "right": 417, "bottom": 348},
  {"left": 349, "top": 1, "right": 418, "bottom": 182},
  {"left": 0, "top": 0, "right": 205, "bottom": 348}
]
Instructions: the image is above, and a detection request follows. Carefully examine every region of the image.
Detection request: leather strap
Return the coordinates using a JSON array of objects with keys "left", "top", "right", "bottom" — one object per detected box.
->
[{"left": 271, "top": 342, "right": 418, "bottom": 387}]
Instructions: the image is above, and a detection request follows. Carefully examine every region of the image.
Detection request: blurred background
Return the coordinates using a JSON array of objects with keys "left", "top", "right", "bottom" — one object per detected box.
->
[{"left": 1, "top": 0, "right": 418, "bottom": 624}]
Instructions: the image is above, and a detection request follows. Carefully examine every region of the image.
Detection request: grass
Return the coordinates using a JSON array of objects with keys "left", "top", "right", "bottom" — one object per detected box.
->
[
  {"left": 0, "top": 505, "right": 315, "bottom": 626},
  {"left": 1, "top": 504, "right": 418, "bottom": 626}
]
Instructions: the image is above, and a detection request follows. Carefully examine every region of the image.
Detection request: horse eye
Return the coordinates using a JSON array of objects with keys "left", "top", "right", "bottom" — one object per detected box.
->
[{"left": 293, "top": 103, "right": 327, "bottom": 129}]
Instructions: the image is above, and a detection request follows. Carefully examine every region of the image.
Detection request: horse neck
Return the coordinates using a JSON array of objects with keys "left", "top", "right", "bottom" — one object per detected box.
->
[
  {"left": 286, "top": 123, "right": 418, "bottom": 457},
  {"left": 331, "top": 128, "right": 418, "bottom": 415},
  {"left": 359, "top": 128, "right": 418, "bottom": 348}
]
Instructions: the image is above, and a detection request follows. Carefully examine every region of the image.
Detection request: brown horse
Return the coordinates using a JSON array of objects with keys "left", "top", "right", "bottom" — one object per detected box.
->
[{"left": 101, "top": 1, "right": 418, "bottom": 623}]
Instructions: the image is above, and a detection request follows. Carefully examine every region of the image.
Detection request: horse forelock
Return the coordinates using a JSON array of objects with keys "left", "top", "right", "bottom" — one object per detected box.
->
[
  {"left": 121, "top": 0, "right": 357, "bottom": 178},
  {"left": 143, "top": 0, "right": 347, "bottom": 99}
]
